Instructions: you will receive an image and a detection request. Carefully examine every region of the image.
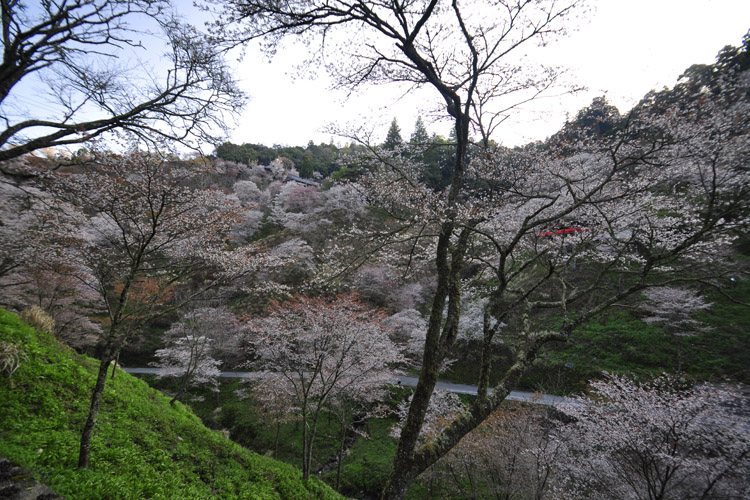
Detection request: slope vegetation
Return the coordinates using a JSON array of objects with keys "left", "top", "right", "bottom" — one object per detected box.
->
[{"left": 0, "top": 308, "right": 341, "bottom": 500}]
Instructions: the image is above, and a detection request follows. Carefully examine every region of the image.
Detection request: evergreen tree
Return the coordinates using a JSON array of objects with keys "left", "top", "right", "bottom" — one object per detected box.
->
[
  {"left": 384, "top": 118, "right": 404, "bottom": 150},
  {"left": 410, "top": 116, "right": 430, "bottom": 144}
]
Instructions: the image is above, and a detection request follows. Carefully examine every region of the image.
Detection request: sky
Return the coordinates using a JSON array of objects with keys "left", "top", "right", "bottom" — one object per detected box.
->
[
  {"left": 7, "top": 0, "right": 749, "bottom": 154},
  {"left": 222, "top": 0, "right": 750, "bottom": 148}
]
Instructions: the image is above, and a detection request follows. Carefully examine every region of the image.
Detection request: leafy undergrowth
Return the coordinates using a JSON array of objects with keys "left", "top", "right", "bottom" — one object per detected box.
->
[
  {"left": 0, "top": 309, "right": 341, "bottom": 500},
  {"left": 323, "top": 418, "right": 397, "bottom": 498},
  {"left": 524, "top": 280, "right": 750, "bottom": 392},
  {"left": 444, "top": 279, "right": 750, "bottom": 394},
  {"left": 180, "top": 379, "right": 410, "bottom": 498}
]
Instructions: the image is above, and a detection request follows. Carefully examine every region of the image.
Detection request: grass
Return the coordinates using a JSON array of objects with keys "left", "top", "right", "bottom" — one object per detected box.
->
[
  {"left": 322, "top": 418, "right": 398, "bottom": 497},
  {"left": 92, "top": 277, "right": 749, "bottom": 498},
  {"left": 441, "top": 279, "right": 750, "bottom": 394},
  {"left": 176, "top": 379, "right": 409, "bottom": 498},
  {"left": 0, "top": 308, "right": 342, "bottom": 500}
]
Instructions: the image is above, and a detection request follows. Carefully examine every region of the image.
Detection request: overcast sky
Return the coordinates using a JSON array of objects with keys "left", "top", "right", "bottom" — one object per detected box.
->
[{"left": 224, "top": 0, "right": 750, "bottom": 148}]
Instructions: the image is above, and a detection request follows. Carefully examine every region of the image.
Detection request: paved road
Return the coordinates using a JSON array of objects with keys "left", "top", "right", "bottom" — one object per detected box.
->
[
  {"left": 122, "top": 367, "right": 568, "bottom": 407},
  {"left": 397, "top": 376, "right": 568, "bottom": 406}
]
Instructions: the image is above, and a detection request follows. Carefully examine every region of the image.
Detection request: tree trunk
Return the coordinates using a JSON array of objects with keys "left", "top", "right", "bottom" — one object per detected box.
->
[
  {"left": 78, "top": 357, "right": 112, "bottom": 468},
  {"left": 305, "top": 413, "right": 320, "bottom": 481},
  {"left": 170, "top": 369, "right": 192, "bottom": 405},
  {"left": 381, "top": 332, "right": 563, "bottom": 498},
  {"left": 110, "top": 351, "right": 119, "bottom": 379},
  {"left": 335, "top": 419, "right": 347, "bottom": 491},
  {"left": 170, "top": 387, "right": 185, "bottom": 405},
  {"left": 381, "top": 112, "right": 472, "bottom": 500},
  {"left": 301, "top": 413, "right": 309, "bottom": 480},
  {"left": 274, "top": 422, "right": 281, "bottom": 459}
]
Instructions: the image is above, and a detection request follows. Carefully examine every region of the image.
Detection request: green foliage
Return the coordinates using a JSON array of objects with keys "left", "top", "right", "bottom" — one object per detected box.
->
[
  {"left": 325, "top": 418, "right": 398, "bottom": 497},
  {"left": 692, "top": 279, "right": 750, "bottom": 380},
  {"left": 201, "top": 382, "right": 342, "bottom": 470},
  {"left": 215, "top": 141, "right": 345, "bottom": 178},
  {"left": 0, "top": 308, "right": 341, "bottom": 500},
  {"left": 383, "top": 118, "right": 403, "bottom": 150},
  {"left": 186, "top": 380, "right": 404, "bottom": 497},
  {"left": 440, "top": 279, "right": 750, "bottom": 394},
  {"left": 215, "top": 142, "right": 260, "bottom": 165},
  {"left": 253, "top": 218, "right": 284, "bottom": 242},
  {"left": 528, "top": 281, "right": 750, "bottom": 391},
  {"left": 408, "top": 131, "right": 456, "bottom": 190},
  {"left": 409, "top": 117, "right": 430, "bottom": 145},
  {"left": 521, "top": 310, "right": 672, "bottom": 393}
]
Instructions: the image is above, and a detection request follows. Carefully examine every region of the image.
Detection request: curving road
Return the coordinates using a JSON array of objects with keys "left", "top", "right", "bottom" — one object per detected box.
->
[
  {"left": 122, "top": 367, "right": 568, "bottom": 407},
  {"left": 395, "top": 375, "right": 568, "bottom": 406}
]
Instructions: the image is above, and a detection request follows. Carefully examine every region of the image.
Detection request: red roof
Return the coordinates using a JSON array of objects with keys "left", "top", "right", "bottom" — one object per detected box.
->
[{"left": 538, "top": 227, "right": 589, "bottom": 237}]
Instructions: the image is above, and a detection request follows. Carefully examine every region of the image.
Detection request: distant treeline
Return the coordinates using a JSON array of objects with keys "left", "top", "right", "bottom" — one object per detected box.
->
[
  {"left": 215, "top": 141, "right": 348, "bottom": 179},
  {"left": 215, "top": 126, "right": 458, "bottom": 190}
]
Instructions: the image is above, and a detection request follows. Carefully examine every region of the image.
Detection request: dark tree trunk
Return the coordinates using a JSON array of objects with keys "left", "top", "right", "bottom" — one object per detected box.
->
[
  {"left": 78, "top": 357, "right": 112, "bottom": 468},
  {"left": 110, "top": 351, "right": 120, "bottom": 380},
  {"left": 274, "top": 422, "right": 281, "bottom": 459},
  {"left": 301, "top": 404, "right": 310, "bottom": 480},
  {"left": 170, "top": 369, "right": 192, "bottom": 405},
  {"left": 381, "top": 110, "right": 472, "bottom": 500},
  {"left": 335, "top": 419, "right": 347, "bottom": 491}
]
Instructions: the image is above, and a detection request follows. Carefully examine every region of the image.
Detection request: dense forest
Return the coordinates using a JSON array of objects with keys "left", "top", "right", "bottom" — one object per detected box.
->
[
  {"left": 213, "top": 116, "right": 457, "bottom": 190},
  {"left": 1, "top": 1, "right": 749, "bottom": 499}
]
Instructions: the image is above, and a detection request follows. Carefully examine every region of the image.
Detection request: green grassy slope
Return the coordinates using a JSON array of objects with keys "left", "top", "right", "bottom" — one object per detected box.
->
[
  {"left": 0, "top": 309, "right": 341, "bottom": 500},
  {"left": 443, "top": 279, "right": 750, "bottom": 394}
]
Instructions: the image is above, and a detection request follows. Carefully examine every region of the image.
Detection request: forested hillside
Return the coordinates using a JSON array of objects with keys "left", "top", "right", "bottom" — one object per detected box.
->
[{"left": 1, "top": 0, "right": 749, "bottom": 499}]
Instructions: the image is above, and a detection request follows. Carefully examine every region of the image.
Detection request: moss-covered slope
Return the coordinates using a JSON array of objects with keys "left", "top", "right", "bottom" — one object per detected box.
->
[{"left": 0, "top": 309, "right": 341, "bottom": 500}]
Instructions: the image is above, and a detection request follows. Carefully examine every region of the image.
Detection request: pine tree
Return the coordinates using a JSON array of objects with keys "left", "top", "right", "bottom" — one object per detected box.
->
[
  {"left": 410, "top": 116, "right": 429, "bottom": 144},
  {"left": 384, "top": 118, "right": 403, "bottom": 150}
]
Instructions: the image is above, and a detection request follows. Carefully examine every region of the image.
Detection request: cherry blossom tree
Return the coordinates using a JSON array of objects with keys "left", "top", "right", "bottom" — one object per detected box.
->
[
  {"left": 0, "top": 167, "right": 51, "bottom": 283},
  {"left": 229, "top": 208, "right": 265, "bottom": 244},
  {"left": 320, "top": 184, "right": 366, "bottom": 220},
  {"left": 212, "top": 3, "right": 749, "bottom": 492},
  {"left": 353, "top": 266, "right": 399, "bottom": 309},
  {"left": 152, "top": 335, "right": 222, "bottom": 404},
  {"left": 391, "top": 389, "right": 465, "bottom": 446},
  {"left": 270, "top": 189, "right": 324, "bottom": 234},
  {"left": 457, "top": 295, "right": 505, "bottom": 343},
  {"left": 233, "top": 179, "right": 271, "bottom": 208},
  {"left": 7, "top": 267, "right": 102, "bottom": 351},
  {"left": 152, "top": 307, "right": 244, "bottom": 403},
  {"left": 245, "top": 295, "right": 402, "bottom": 480},
  {"left": 384, "top": 309, "right": 428, "bottom": 364},
  {"left": 36, "top": 146, "right": 278, "bottom": 468},
  {"left": 0, "top": 164, "right": 105, "bottom": 349},
  {"left": 282, "top": 185, "right": 323, "bottom": 213},
  {"left": 641, "top": 287, "right": 712, "bottom": 371},
  {"left": 556, "top": 373, "right": 750, "bottom": 500},
  {"left": 269, "top": 182, "right": 336, "bottom": 234},
  {"left": 331, "top": 43, "right": 749, "bottom": 496},
  {"left": 423, "top": 404, "right": 562, "bottom": 500},
  {"left": 267, "top": 182, "right": 367, "bottom": 260},
  {"left": 268, "top": 238, "right": 316, "bottom": 289}
]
